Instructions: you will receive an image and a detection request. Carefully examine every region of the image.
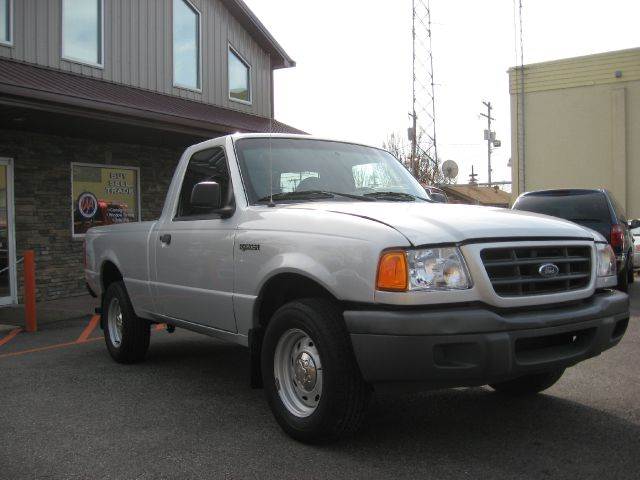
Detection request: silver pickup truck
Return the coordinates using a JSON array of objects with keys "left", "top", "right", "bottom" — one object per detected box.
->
[{"left": 85, "top": 134, "right": 629, "bottom": 442}]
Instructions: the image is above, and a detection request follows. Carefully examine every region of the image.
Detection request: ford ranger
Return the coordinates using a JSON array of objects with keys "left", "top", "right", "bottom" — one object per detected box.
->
[{"left": 84, "top": 134, "right": 629, "bottom": 443}]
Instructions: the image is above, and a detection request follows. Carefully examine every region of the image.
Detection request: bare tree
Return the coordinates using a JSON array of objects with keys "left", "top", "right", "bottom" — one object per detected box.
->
[{"left": 382, "top": 131, "right": 444, "bottom": 186}]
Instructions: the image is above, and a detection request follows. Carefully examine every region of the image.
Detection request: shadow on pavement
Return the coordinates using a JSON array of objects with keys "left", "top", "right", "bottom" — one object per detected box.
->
[{"left": 126, "top": 337, "right": 640, "bottom": 478}]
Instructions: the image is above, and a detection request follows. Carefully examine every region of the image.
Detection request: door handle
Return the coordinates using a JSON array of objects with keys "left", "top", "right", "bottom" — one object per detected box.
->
[{"left": 159, "top": 234, "right": 172, "bottom": 245}]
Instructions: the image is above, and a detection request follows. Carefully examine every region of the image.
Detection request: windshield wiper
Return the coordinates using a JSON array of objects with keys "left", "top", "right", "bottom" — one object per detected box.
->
[
  {"left": 257, "top": 190, "right": 374, "bottom": 203},
  {"left": 363, "top": 191, "right": 430, "bottom": 202}
]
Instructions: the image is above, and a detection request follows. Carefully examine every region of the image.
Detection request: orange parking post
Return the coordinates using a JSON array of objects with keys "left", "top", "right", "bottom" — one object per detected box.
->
[{"left": 24, "top": 250, "right": 36, "bottom": 333}]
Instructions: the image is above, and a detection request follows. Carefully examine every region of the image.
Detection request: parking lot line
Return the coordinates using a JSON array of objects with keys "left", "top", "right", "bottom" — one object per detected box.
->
[
  {"left": 0, "top": 337, "right": 103, "bottom": 360},
  {"left": 77, "top": 315, "right": 100, "bottom": 343},
  {"left": 0, "top": 327, "right": 22, "bottom": 347}
]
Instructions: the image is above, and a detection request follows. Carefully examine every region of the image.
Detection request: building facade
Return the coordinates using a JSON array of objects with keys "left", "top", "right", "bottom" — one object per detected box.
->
[
  {"left": 0, "top": 0, "right": 300, "bottom": 303},
  {"left": 509, "top": 48, "right": 639, "bottom": 217}
]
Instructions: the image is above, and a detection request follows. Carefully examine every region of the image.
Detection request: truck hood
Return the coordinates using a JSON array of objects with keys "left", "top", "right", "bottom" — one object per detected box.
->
[{"left": 287, "top": 202, "right": 597, "bottom": 246}]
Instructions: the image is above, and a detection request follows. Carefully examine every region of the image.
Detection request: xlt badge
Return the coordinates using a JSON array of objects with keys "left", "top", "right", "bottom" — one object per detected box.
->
[{"left": 240, "top": 243, "right": 260, "bottom": 252}]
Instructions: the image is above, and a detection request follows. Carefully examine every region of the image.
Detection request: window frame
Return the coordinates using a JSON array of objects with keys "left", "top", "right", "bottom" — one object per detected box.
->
[
  {"left": 172, "top": 0, "right": 202, "bottom": 92},
  {"left": 228, "top": 43, "right": 252, "bottom": 105},
  {"left": 61, "top": 0, "right": 104, "bottom": 69},
  {"left": 70, "top": 162, "right": 141, "bottom": 240},
  {"left": 172, "top": 146, "right": 235, "bottom": 222},
  {"left": 0, "top": 0, "right": 13, "bottom": 47}
]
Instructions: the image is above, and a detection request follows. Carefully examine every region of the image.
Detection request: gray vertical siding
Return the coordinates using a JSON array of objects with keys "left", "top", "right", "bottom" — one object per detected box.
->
[{"left": 0, "top": 0, "right": 273, "bottom": 117}]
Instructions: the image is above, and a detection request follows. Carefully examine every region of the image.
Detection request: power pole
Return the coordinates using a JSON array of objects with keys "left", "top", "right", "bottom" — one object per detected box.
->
[{"left": 480, "top": 101, "right": 495, "bottom": 186}]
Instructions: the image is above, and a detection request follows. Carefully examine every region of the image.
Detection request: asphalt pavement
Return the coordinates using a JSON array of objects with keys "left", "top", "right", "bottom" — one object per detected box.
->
[{"left": 1, "top": 284, "right": 639, "bottom": 479}]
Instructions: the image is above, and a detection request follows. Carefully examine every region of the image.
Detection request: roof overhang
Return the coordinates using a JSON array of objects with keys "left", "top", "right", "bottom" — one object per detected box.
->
[
  {"left": 221, "top": 0, "right": 295, "bottom": 69},
  {"left": 0, "top": 59, "right": 304, "bottom": 141}
]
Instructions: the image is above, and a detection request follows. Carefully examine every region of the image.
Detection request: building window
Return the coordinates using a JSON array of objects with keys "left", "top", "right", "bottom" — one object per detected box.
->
[
  {"left": 71, "top": 163, "right": 140, "bottom": 237},
  {"left": 0, "top": 0, "right": 12, "bottom": 46},
  {"left": 62, "top": 0, "right": 103, "bottom": 67},
  {"left": 173, "top": 0, "right": 200, "bottom": 90},
  {"left": 228, "top": 46, "right": 251, "bottom": 104}
]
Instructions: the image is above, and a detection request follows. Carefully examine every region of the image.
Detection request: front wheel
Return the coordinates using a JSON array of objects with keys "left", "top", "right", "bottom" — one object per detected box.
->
[
  {"left": 490, "top": 368, "right": 565, "bottom": 396},
  {"left": 103, "top": 281, "right": 150, "bottom": 364},
  {"left": 261, "top": 298, "right": 371, "bottom": 443}
]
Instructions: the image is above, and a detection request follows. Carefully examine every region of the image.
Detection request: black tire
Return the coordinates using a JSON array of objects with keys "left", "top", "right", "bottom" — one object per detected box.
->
[
  {"left": 102, "top": 281, "right": 150, "bottom": 364},
  {"left": 627, "top": 254, "right": 634, "bottom": 284},
  {"left": 261, "top": 298, "right": 371, "bottom": 443},
  {"left": 490, "top": 368, "right": 565, "bottom": 396}
]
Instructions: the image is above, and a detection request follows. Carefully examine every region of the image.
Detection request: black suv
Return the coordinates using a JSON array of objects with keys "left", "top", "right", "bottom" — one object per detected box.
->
[{"left": 512, "top": 189, "right": 634, "bottom": 292}]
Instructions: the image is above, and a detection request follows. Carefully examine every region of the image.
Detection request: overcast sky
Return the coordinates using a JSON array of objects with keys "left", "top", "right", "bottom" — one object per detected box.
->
[{"left": 244, "top": 0, "right": 639, "bottom": 187}]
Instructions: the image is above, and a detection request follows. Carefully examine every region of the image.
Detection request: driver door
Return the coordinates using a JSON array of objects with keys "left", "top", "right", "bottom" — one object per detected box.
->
[{"left": 153, "top": 146, "right": 237, "bottom": 332}]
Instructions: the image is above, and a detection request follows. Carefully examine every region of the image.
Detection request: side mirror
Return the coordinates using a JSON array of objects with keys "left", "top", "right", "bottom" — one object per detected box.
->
[{"left": 191, "top": 181, "right": 221, "bottom": 210}]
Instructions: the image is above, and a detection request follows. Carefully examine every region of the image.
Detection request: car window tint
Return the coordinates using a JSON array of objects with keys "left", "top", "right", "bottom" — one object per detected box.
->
[
  {"left": 176, "top": 147, "right": 231, "bottom": 218},
  {"left": 513, "top": 192, "right": 610, "bottom": 223}
]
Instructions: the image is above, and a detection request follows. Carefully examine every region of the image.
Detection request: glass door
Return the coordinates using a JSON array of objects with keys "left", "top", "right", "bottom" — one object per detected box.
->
[{"left": 0, "top": 158, "right": 16, "bottom": 305}]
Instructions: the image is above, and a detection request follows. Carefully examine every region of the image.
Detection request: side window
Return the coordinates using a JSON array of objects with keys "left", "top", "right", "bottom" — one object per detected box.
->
[{"left": 176, "top": 147, "right": 232, "bottom": 219}]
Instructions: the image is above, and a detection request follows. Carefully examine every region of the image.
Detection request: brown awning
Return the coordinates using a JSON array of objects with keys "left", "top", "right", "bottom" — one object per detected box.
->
[{"left": 0, "top": 59, "right": 304, "bottom": 137}]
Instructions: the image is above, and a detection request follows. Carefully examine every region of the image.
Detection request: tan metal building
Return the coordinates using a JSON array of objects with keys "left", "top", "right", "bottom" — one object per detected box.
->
[{"left": 509, "top": 48, "right": 640, "bottom": 217}]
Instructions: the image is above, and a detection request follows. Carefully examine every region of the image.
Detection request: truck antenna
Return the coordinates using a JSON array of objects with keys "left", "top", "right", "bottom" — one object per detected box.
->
[{"left": 268, "top": 117, "right": 275, "bottom": 207}]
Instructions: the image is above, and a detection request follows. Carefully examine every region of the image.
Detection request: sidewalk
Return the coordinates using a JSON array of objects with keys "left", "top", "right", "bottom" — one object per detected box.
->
[{"left": 0, "top": 294, "right": 98, "bottom": 330}]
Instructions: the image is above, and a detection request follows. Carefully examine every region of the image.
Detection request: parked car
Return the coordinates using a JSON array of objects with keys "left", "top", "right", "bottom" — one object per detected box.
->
[
  {"left": 84, "top": 135, "right": 629, "bottom": 443},
  {"left": 512, "top": 189, "right": 634, "bottom": 292},
  {"left": 631, "top": 224, "right": 640, "bottom": 271}
]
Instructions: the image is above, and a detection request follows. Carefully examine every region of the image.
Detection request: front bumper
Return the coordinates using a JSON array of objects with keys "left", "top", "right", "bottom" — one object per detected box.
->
[{"left": 345, "top": 290, "right": 629, "bottom": 386}]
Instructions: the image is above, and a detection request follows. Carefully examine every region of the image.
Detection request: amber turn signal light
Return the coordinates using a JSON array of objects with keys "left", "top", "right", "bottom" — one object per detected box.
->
[{"left": 376, "top": 251, "right": 408, "bottom": 291}]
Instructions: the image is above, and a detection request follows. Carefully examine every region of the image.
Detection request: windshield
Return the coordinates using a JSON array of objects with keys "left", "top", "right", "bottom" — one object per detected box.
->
[
  {"left": 513, "top": 192, "right": 611, "bottom": 224},
  {"left": 234, "top": 137, "right": 430, "bottom": 204}
]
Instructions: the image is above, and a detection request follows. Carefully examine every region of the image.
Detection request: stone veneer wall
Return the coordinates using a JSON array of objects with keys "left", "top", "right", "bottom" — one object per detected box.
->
[{"left": 0, "top": 129, "right": 182, "bottom": 301}]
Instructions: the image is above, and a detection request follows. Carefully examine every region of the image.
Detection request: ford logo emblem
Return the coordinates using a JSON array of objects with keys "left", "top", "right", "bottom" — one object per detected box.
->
[{"left": 538, "top": 263, "right": 560, "bottom": 277}]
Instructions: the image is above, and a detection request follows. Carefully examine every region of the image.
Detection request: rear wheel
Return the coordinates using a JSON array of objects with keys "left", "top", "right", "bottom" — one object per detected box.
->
[
  {"left": 490, "top": 368, "right": 564, "bottom": 396},
  {"left": 261, "top": 298, "right": 371, "bottom": 443},
  {"left": 627, "top": 253, "right": 634, "bottom": 284},
  {"left": 103, "top": 281, "right": 150, "bottom": 364}
]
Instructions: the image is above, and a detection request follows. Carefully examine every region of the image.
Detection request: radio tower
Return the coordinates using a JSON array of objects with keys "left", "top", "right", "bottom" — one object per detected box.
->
[{"left": 409, "top": 0, "right": 439, "bottom": 184}]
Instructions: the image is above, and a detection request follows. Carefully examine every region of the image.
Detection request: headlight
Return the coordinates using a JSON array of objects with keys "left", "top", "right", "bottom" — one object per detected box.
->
[
  {"left": 376, "top": 247, "right": 472, "bottom": 291},
  {"left": 407, "top": 247, "right": 472, "bottom": 290},
  {"left": 596, "top": 243, "right": 616, "bottom": 278}
]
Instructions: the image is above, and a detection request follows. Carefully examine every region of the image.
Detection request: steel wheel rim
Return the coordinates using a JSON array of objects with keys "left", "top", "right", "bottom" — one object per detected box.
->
[
  {"left": 273, "top": 328, "right": 323, "bottom": 418},
  {"left": 107, "top": 297, "right": 123, "bottom": 348}
]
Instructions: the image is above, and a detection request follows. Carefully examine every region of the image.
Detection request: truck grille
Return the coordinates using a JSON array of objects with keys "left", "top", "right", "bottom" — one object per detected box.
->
[{"left": 480, "top": 246, "right": 591, "bottom": 297}]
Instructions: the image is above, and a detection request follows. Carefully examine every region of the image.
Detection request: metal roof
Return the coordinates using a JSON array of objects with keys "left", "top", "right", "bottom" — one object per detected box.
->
[
  {"left": 441, "top": 185, "right": 512, "bottom": 206},
  {"left": 0, "top": 59, "right": 304, "bottom": 136}
]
